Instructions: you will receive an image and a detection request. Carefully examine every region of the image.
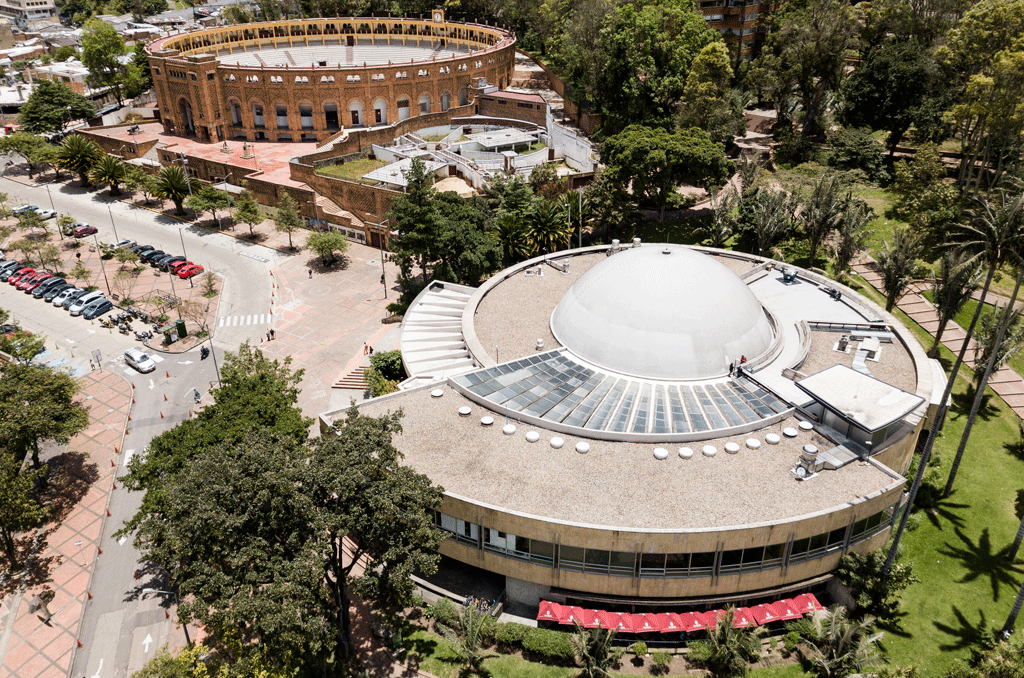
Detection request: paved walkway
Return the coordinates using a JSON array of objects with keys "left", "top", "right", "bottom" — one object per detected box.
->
[
  {"left": 0, "top": 370, "right": 131, "bottom": 678},
  {"left": 852, "top": 258, "right": 1024, "bottom": 420}
]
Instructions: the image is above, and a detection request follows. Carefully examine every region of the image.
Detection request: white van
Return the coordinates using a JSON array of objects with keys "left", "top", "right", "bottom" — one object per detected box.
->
[{"left": 69, "top": 291, "right": 105, "bottom": 316}]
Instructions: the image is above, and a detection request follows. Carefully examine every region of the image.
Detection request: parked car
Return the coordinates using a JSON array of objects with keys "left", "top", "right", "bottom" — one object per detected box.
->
[
  {"left": 18, "top": 272, "right": 50, "bottom": 291},
  {"left": 156, "top": 254, "right": 184, "bottom": 270},
  {"left": 178, "top": 263, "right": 204, "bottom": 279},
  {"left": 73, "top": 224, "right": 98, "bottom": 238},
  {"left": 123, "top": 347, "right": 156, "bottom": 373},
  {"left": 141, "top": 249, "right": 166, "bottom": 264},
  {"left": 0, "top": 323, "right": 19, "bottom": 336},
  {"left": 12, "top": 204, "right": 38, "bottom": 215},
  {"left": 0, "top": 263, "right": 25, "bottom": 282},
  {"left": 8, "top": 268, "right": 35, "bottom": 285},
  {"left": 60, "top": 288, "right": 88, "bottom": 309},
  {"left": 113, "top": 239, "right": 137, "bottom": 249},
  {"left": 53, "top": 287, "right": 82, "bottom": 307},
  {"left": 32, "top": 277, "right": 66, "bottom": 298},
  {"left": 0, "top": 259, "right": 22, "bottom": 275},
  {"left": 36, "top": 209, "right": 56, "bottom": 220},
  {"left": 69, "top": 291, "right": 105, "bottom": 316},
  {"left": 81, "top": 298, "right": 113, "bottom": 320},
  {"left": 43, "top": 282, "right": 73, "bottom": 301},
  {"left": 168, "top": 260, "right": 192, "bottom": 275},
  {"left": 15, "top": 271, "right": 45, "bottom": 289}
]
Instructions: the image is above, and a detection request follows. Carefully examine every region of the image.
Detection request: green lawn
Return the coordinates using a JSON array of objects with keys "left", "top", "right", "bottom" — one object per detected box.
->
[
  {"left": 920, "top": 289, "right": 1024, "bottom": 378},
  {"left": 316, "top": 158, "right": 389, "bottom": 182}
]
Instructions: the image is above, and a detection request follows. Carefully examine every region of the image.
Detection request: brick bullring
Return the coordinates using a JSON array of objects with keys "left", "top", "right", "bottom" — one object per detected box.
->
[{"left": 147, "top": 13, "right": 515, "bottom": 144}]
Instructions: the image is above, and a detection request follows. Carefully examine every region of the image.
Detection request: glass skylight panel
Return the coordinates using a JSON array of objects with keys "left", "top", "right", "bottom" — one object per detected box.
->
[
  {"left": 681, "top": 387, "right": 708, "bottom": 431},
  {"left": 652, "top": 386, "right": 669, "bottom": 434},
  {"left": 609, "top": 382, "right": 639, "bottom": 432},
  {"left": 721, "top": 383, "right": 758, "bottom": 421},
  {"left": 632, "top": 384, "right": 651, "bottom": 433},
  {"left": 708, "top": 385, "right": 743, "bottom": 426},
  {"left": 668, "top": 387, "right": 689, "bottom": 433},
  {"left": 588, "top": 380, "right": 624, "bottom": 430},
  {"left": 566, "top": 377, "right": 616, "bottom": 428}
]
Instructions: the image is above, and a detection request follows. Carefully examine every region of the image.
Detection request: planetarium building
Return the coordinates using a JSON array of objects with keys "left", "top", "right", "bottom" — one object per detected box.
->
[{"left": 320, "top": 243, "right": 944, "bottom": 608}]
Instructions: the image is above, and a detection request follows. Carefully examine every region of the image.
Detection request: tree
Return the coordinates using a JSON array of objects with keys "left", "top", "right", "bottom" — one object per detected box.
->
[
  {"left": 688, "top": 608, "right": 764, "bottom": 678},
  {"left": 527, "top": 199, "right": 572, "bottom": 256},
  {"left": 0, "top": 330, "right": 46, "bottom": 363},
  {"left": 431, "top": 193, "right": 501, "bottom": 286},
  {"left": 80, "top": 19, "right": 128, "bottom": 105},
  {"left": 89, "top": 154, "right": 128, "bottom": 196},
  {"left": 698, "top": 188, "right": 738, "bottom": 249},
  {"left": 677, "top": 41, "right": 745, "bottom": 145},
  {"left": 746, "top": 188, "right": 797, "bottom": 258},
  {"left": 590, "top": 0, "right": 719, "bottom": 131},
  {"left": 113, "top": 246, "right": 140, "bottom": 271},
  {"left": 306, "top": 230, "right": 349, "bottom": 266},
  {"left": 572, "top": 621, "right": 623, "bottom": 678},
  {"left": 184, "top": 185, "right": 233, "bottom": 225},
  {"left": 57, "top": 134, "right": 102, "bottom": 187},
  {"left": 830, "top": 200, "right": 872, "bottom": 282},
  {"left": 0, "top": 362, "right": 89, "bottom": 468},
  {"left": 840, "top": 41, "right": 943, "bottom": 157},
  {"left": 70, "top": 261, "right": 90, "bottom": 285},
  {"left": 437, "top": 603, "right": 496, "bottom": 676},
  {"left": 1010, "top": 488, "right": 1024, "bottom": 562},
  {"left": 790, "top": 606, "right": 883, "bottom": 678},
  {"left": 153, "top": 166, "right": 191, "bottom": 215},
  {"left": 273, "top": 193, "right": 302, "bottom": 249},
  {"left": 801, "top": 173, "right": 847, "bottom": 268},
  {"left": 528, "top": 162, "right": 565, "bottom": 200},
  {"left": 751, "top": 0, "right": 859, "bottom": 137},
  {"left": 17, "top": 80, "right": 95, "bottom": 135},
  {"left": 601, "top": 125, "right": 731, "bottom": 220},
  {"left": 0, "top": 452, "right": 48, "bottom": 570},
  {"left": 837, "top": 551, "right": 919, "bottom": 620},
  {"left": 0, "top": 133, "right": 60, "bottom": 178},
  {"left": 124, "top": 165, "right": 158, "bottom": 204},
  {"left": 928, "top": 251, "right": 981, "bottom": 357},
  {"left": 53, "top": 45, "right": 77, "bottom": 62},
  {"left": 891, "top": 144, "right": 961, "bottom": 238},
  {"left": 494, "top": 213, "right": 531, "bottom": 265},
  {"left": 234, "top": 189, "right": 264, "bottom": 236},
  {"left": 389, "top": 157, "right": 444, "bottom": 283},
  {"left": 56, "top": 213, "right": 75, "bottom": 238},
  {"left": 875, "top": 227, "right": 925, "bottom": 312}
]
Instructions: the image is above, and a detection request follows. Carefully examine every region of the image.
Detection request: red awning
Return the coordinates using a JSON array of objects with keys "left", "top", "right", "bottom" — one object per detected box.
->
[
  {"left": 638, "top": 614, "right": 660, "bottom": 634},
  {"left": 705, "top": 609, "right": 725, "bottom": 629},
  {"left": 560, "top": 605, "right": 587, "bottom": 626},
  {"left": 578, "top": 607, "right": 602, "bottom": 629},
  {"left": 770, "top": 600, "right": 804, "bottom": 622},
  {"left": 789, "top": 593, "right": 824, "bottom": 614},
  {"left": 537, "top": 600, "right": 562, "bottom": 623},
  {"left": 649, "top": 612, "right": 685, "bottom": 633},
  {"left": 731, "top": 607, "right": 756, "bottom": 628},
  {"left": 596, "top": 609, "right": 622, "bottom": 630},
  {"left": 678, "top": 611, "right": 710, "bottom": 632},
  {"left": 749, "top": 603, "right": 779, "bottom": 625},
  {"left": 617, "top": 613, "right": 656, "bottom": 634}
]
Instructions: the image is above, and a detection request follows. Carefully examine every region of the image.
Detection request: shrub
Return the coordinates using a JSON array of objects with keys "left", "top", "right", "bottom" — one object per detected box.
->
[
  {"left": 494, "top": 622, "right": 529, "bottom": 650},
  {"left": 478, "top": 614, "right": 497, "bottom": 646},
  {"left": 783, "top": 631, "right": 801, "bottom": 655},
  {"left": 825, "top": 127, "right": 887, "bottom": 182},
  {"left": 425, "top": 598, "right": 458, "bottom": 627},
  {"left": 650, "top": 651, "right": 672, "bottom": 675},
  {"left": 370, "top": 349, "right": 405, "bottom": 381},
  {"left": 521, "top": 627, "right": 575, "bottom": 664},
  {"left": 632, "top": 641, "right": 648, "bottom": 657}
]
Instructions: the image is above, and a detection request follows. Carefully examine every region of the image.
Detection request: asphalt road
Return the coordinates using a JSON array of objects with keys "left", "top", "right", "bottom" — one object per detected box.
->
[{"left": 0, "top": 170, "right": 289, "bottom": 678}]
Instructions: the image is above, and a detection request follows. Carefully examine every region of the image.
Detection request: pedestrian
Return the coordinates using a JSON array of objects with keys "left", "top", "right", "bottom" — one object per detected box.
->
[
  {"left": 363, "top": 342, "right": 368, "bottom": 356},
  {"left": 740, "top": 355, "right": 747, "bottom": 365},
  {"left": 369, "top": 345, "right": 374, "bottom": 356},
  {"left": 266, "top": 330, "right": 271, "bottom": 342},
  {"left": 729, "top": 362, "right": 734, "bottom": 377},
  {"left": 308, "top": 268, "right": 312, "bottom": 278},
  {"left": 89, "top": 359, "right": 94, "bottom": 370},
  {"left": 270, "top": 328, "right": 275, "bottom": 340},
  {"left": 194, "top": 389, "right": 201, "bottom": 404}
]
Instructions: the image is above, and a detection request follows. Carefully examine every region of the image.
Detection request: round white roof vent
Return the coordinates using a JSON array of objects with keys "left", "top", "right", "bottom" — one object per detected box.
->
[
  {"left": 503, "top": 423, "right": 516, "bottom": 435},
  {"left": 746, "top": 438, "right": 761, "bottom": 449},
  {"left": 654, "top": 447, "right": 669, "bottom": 459},
  {"left": 783, "top": 427, "right": 799, "bottom": 438},
  {"left": 765, "top": 433, "right": 781, "bottom": 444},
  {"left": 458, "top": 406, "right": 471, "bottom": 416},
  {"left": 430, "top": 389, "right": 444, "bottom": 398},
  {"left": 550, "top": 437, "right": 565, "bottom": 449},
  {"left": 576, "top": 442, "right": 590, "bottom": 454},
  {"left": 679, "top": 447, "right": 694, "bottom": 459},
  {"left": 725, "top": 442, "right": 740, "bottom": 454},
  {"left": 526, "top": 431, "right": 540, "bottom": 443},
  {"left": 703, "top": 445, "right": 717, "bottom": 457},
  {"left": 480, "top": 416, "right": 494, "bottom": 426},
  {"left": 803, "top": 444, "right": 819, "bottom": 455},
  {"left": 799, "top": 420, "right": 814, "bottom": 431}
]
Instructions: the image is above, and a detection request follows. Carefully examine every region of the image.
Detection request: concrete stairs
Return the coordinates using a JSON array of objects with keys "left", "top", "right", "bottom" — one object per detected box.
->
[
  {"left": 333, "top": 363, "right": 370, "bottom": 390},
  {"left": 400, "top": 282, "right": 479, "bottom": 379}
]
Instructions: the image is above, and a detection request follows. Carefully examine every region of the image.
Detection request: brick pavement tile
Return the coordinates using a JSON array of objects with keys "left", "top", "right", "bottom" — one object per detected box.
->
[
  {"left": 999, "top": 394, "right": 1024, "bottom": 408},
  {"left": 52, "top": 648, "right": 72, "bottom": 674},
  {"left": 12, "top": 653, "right": 50, "bottom": 678},
  {"left": 3, "top": 640, "right": 33, "bottom": 672},
  {"left": 50, "top": 602, "right": 80, "bottom": 630}
]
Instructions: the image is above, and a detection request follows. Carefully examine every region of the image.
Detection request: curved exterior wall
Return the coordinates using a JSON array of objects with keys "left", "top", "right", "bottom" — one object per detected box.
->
[{"left": 147, "top": 17, "right": 515, "bottom": 143}]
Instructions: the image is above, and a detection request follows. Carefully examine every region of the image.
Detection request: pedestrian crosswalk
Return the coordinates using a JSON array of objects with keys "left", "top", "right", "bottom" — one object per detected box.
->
[{"left": 217, "top": 313, "right": 278, "bottom": 328}]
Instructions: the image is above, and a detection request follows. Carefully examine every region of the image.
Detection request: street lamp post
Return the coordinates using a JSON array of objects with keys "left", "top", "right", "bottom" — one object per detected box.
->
[
  {"left": 176, "top": 153, "right": 193, "bottom": 197},
  {"left": 107, "top": 204, "right": 120, "bottom": 243},
  {"left": 365, "top": 212, "right": 388, "bottom": 299},
  {"left": 44, "top": 183, "right": 61, "bottom": 240},
  {"left": 141, "top": 588, "right": 192, "bottom": 646},
  {"left": 216, "top": 173, "right": 233, "bottom": 227},
  {"left": 92, "top": 234, "right": 111, "bottom": 295}
]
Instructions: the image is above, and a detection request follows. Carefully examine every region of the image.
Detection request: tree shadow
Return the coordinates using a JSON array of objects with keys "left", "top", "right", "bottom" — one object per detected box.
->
[
  {"left": 123, "top": 560, "right": 172, "bottom": 603},
  {"left": 876, "top": 609, "right": 913, "bottom": 638},
  {"left": 949, "top": 388, "right": 1000, "bottom": 421},
  {"left": 937, "top": 527, "right": 1023, "bottom": 602},
  {"left": 933, "top": 606, "right": 993, "bottom": 652},
  {"left": 307, "top": 253, "right": 351, "bottom": 274},
  {"left": 1004, "top": 437, "right": 1024, "bottom": 463},
  {"left": 0, "top": 532, "right": 60, "bottom": 597},
  {"left": 923, "top": 497, "right": 970, "bottom": 531},
  {"left": 240, "top": 231, "right": 268, "bottom": 244},
  {"left": 42, "top": 449, "right": 99, "bottom": 524}
]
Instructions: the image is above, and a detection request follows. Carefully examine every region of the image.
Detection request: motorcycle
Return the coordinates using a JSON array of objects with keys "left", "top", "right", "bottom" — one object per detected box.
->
[{"left": 200, "top": 346, "right": 210, "bottom": 360}]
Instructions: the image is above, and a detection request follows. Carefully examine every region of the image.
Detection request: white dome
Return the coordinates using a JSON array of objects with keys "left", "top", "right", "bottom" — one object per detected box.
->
[{"left": 550, "top": 246, "right": 773, "bottom": 380}]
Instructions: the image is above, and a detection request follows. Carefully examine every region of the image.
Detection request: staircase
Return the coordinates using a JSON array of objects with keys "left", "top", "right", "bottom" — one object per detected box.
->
[
  {"left": 400, "top": 282, "right": 479, "bottom": 379},
  {"left": 333, "top": 364, "right": 370, "bottom": 390}
]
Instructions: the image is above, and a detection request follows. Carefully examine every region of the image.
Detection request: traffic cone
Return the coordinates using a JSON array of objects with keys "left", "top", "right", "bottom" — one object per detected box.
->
[
  {"left": 165, "top": 610, "right": 170, "bottom": 619},
  {"left": 165, "top": 370, "right": 169, "bottom": 378},
  {"left": 164, "top": 393, "right": 167, "bottom": 401},
  {"left": 114, "top": 445, "right": 118, "bottom": 453},
  {"left": 87, "top": 591, "right": 92, "bottom": 600},
  {"left": 160, "top": 411, "right": 164, "bottom": 418},
  {"left": 112, "top": 482, "right": 117, "bottom": 490},
  {"left": 127, "top": 414, "right": 131, "bottom": 421},
  {"left": 131, "top": 382, "right": 136, "bottom": 389},
  {"left": 97, "top": 546, "right": 102, "bottom": 554},
  {"left": 78, "top": 640, "right": 82, "bottom": 648},
  {"left": 110, "top": 459, "right": 115, "bottom": 467},
  {"left": 106, "top": 509, "right": 111, "bottom": 517}
]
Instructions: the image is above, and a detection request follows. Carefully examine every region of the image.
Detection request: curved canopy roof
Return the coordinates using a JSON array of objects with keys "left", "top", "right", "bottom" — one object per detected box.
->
[{"left": 550, "top": 246, "right": 773, "bottom": 380}]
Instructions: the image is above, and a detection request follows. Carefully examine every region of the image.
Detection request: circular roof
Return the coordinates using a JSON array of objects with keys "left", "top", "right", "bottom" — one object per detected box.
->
[{"left": 550, "top": 246, "right": 773, "bottom": 380}]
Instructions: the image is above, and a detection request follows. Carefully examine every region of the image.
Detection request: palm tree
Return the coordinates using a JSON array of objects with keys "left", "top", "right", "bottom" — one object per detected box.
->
[
  {"left": 699, "top": 188, "right": 738, "bottom": 249},
  {"left": 494, "top": 213, "right": 530, "bottom": 265},
  {"left": 572, "top": 620, "right": 623, "bottom": 678},
  {"left": 56, "top": 134, "right": 102, "bottom": 187},
  {"left": 153, "top": 166, "right": 191, "bottom": 215},
  {"left": 802, "top": 172, "right": 847, "bottom": 268},
  {"left": 830, "top": 199, "right": 871, "bottom": 282},
  {"left": 749, "top": 188, "right": 796, "bottom": 258},
  {"left": 928, "top": 251, "right": 981, "bottom": 357},
  {"left": 90, "top": 154, "right": 128, "bottom": 196},
  {"left": 437, "top": 603, "right": 495, "bottom": 676},
  {"left": 527, "top": 199, "right": 572, "bottom": 256},
  {"left": 790, "top": 606, "right": 883, "bottom": 678},
  {"left": 1009, "top": 489, "right": 1024, "bottom": 562},
  {"left": 875, "top": 226, "right": 925, "bottom": 312},
  {"left": 1004, "top": 576, "right": 1024, "bottom": 639},
  {"left": 884, "top": 183, "right": 1024, "bottom": 575},
  {"left": 688, "top": 608, "right": 764, "bottom": 678}
]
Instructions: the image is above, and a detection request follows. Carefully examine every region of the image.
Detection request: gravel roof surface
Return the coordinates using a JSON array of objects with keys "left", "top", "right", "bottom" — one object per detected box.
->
[
  {"left": 802, "top": 331, "right": 917, "bottom": 394},
  {"left": 357, "top": 384, "right": 898, "bottom": 531}
]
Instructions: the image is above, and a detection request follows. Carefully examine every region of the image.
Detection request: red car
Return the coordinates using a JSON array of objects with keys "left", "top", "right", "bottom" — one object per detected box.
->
[
  {"left": 17, "top": 272, "right": 47, "bottom": 290},
  {"left": 178, "top": 263, "right": 204, "bottom": 279},
  {"left": 73, "top": 224, "right": 98, "bottom": 238},
  {"left": 8, "top": 267, "right": 34, "bottom": 285},
  {"left": 169, "top": 259, "right": 192, "bottom": 275},
  {"left": 22, "top": 273, "right": 52, "bottom": 292}
]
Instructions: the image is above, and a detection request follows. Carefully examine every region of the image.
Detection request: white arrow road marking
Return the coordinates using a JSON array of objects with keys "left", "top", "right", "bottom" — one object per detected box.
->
[
  {"left": 87, "top": 329, "right": 96, "bottom": 334},
  {"left": 66, "top": 338, "right": 76, "bottom": 344},
  {"left": 122, "top": 448, "right": 136, "bottom": 471},
  {"left": 91, "top": 658, "right": 103, "bottom": 678},
  {"left": 142, "top": 634, "right": 153, "bottom": 653},
  {"left": 148, "top": 378, "right": 155, "bottom": 390},
  {"left": 177, "top": 360, "right": 193, "bottom": 365}
]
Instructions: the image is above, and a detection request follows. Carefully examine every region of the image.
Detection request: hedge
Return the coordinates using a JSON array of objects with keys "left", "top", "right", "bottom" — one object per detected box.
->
[
  {"left": 494, "top": 621, "right": 529, "bottom": 649},
  {"left": 521, "top": 627, "right": 575, "bottom": 664}
]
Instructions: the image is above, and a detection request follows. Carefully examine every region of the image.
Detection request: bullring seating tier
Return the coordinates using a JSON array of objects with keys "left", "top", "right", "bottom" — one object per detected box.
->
[{"left": 216, "top": 39, "right": 471, "bottom": 68}]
